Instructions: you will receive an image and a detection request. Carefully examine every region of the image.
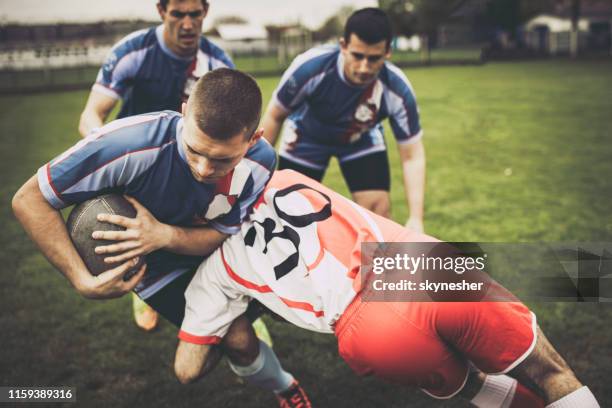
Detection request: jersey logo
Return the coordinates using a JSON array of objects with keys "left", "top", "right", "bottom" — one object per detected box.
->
[
  {"left": 183, "top": 51, "right": 211, "bottom": 103},
  {"left": 244, "top": 184, "right": 332, "bottom": 280},
  {"left": 343, "top": 80, "right": 384, "bottom": 143},
  {"left": 103, "top": 52, "right": 118, "bottom": 73}
]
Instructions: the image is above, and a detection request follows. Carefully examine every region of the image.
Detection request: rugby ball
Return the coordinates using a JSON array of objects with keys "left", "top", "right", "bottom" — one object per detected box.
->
[{"left": 66, "top": 194, "right": 143, "bottom": 279}]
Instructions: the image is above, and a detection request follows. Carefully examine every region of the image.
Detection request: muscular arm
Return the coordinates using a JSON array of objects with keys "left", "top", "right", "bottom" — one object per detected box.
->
[
  {"left": 93, "top": 196, "right": 229, "bottom": 263},
  {"left": 12, "top": 176, "right": 145, "bottom": 298},
  {"left": 398, "top": 140, "right": 426, "bottom": 232},
  {"left": 261, "top": 101, "right": 289, "bottom": 146},
  {"left": 78, "top": 90, "right": 118, "bottom": 137}
]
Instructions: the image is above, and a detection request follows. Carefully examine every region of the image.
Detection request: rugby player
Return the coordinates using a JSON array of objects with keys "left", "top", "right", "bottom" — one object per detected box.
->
[
  {"left": 174, "top": 169, "right": 600, "bottom": 408},
  {"left": 262, "top": 8, "right": 426, "bottom": 233},
  {"left": 13, "top": 70, "right": 310, "bottom": 408},
  {"left": 78, "top": 0, "right": 234, "bottom": 330}
]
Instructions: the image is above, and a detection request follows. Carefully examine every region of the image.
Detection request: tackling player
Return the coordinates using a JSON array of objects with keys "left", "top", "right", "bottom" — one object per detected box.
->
[
  {"left": 78, "top": 0, "right": 234, "bottom": 330},
  {"left": 262, "top": 8, "right": 426, "bottom": 233},
  {"left": 13, "top": 70, "right": 310, "bottom": 408},
  {"left": 174, "top": 170, "right": 600, "bottom": 408}
]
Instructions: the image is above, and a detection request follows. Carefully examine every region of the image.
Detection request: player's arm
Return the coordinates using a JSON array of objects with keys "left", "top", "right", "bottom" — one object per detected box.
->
[
  {"left": 92, "top": 196, "right": 228, "bottom": 263},
  {"left": 11, "top": 176, "right": 145, "bottom": 298},
  {"left": 78, "top": 90, "right": 118, "bottom": 137},
  {"left": 261, "top": 100, "right": 289, "bottom": 146},
  {"left": 398, "top": 140, "right": 426, "bottom": 232}
]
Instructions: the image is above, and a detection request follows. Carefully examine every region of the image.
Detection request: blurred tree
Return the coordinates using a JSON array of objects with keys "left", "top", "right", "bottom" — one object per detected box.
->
[
  {"left": 213, "top": 16, "right": 249, "bottom": 26},
  {"left": 379, "top": 0, "right": 468, "bottom": 62},
  {"left": 313, "top": 5, "right": 355, "bottom": 43}
]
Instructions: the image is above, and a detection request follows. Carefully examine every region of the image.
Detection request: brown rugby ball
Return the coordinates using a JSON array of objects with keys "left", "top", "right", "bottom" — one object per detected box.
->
[{"left": 66, "top": 194, "right": 144, "bottom": 280}]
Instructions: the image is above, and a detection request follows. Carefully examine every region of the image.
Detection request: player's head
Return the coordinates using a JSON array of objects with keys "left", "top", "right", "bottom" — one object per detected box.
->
[
  {"left": 157, "top": 0, "right": 209, "bottom": 57},
  {"left": 181, "top": 68, "right": 264, "bottom": 183},
  {"left": 340, "top": 8, "right": 392, "bottom": 86}
]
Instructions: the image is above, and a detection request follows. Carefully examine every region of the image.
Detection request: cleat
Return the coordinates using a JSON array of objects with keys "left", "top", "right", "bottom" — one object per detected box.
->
[
  {"left": 276, "top": 380, "right": 312, "bottom": 408},
  {"left": 132, "top": 292, "right": 158, "bottom": 331}
]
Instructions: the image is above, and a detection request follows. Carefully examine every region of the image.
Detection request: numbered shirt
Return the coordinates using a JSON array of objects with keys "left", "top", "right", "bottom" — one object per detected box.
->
[
  {"left": 37, "top": 111, "right": 276, "bottom": 298},
  {"left": 180, "top": 170, "right": 408, "bottom": 344},
  {"left": 272, "top": 45, "right": 422, "bottom": 146},
  {"left": 94, "top": 25, "right": 233, "bottom": 119}
]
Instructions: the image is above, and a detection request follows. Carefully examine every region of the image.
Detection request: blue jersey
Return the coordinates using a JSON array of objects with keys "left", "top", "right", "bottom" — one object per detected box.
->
[
  {"left": 38, "top": 111, "right": 276, "bottom": 298},
  {"left": 94, "top": 25, "right": 234, "bottom": 119},
  {"left": 272, "top": 46, "right": 422, "bottom": 146}
]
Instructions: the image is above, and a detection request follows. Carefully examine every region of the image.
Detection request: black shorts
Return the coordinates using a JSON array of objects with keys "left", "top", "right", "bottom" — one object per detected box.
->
[
  {"left": 144, "top": 270, "right": 265, "bottom": 328},
  {"left": 278, "top": 151, "right": 390, "bottom": 192}
]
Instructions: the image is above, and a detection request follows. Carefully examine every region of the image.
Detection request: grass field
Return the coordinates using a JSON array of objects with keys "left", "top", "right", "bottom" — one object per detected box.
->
[{"left": 1, "top": 59, "right": 612, "bottom": 407}]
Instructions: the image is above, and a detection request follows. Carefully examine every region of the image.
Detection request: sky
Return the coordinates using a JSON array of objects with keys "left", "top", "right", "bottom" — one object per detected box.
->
[{"left": 0, "top": 0, "right": 378, "bottom": 29}]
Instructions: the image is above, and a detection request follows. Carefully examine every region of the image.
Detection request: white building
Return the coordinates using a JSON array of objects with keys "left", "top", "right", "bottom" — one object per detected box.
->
[{"left": 523, "top": 7, "right": 612, "bottom": 55}]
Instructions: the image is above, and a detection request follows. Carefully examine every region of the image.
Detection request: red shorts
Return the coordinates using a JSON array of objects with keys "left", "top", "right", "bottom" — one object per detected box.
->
[{"left": 334, "top": 281, "right": 537, "bottom": 398}]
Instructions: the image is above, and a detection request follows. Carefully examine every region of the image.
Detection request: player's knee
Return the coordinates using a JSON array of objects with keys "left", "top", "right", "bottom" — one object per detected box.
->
[
  {"left": 354, "top": 193, "right": 390, "bottom": 218},
  {"left": 222, "top": 316, "right": 259, "bottom": 365},
  {"left": 174, "top": 360, "right": 199, "bottom": 385}
]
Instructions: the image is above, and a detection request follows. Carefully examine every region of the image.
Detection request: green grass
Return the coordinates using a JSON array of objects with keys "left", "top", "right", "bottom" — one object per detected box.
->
[{"left": 1, "top": 59, "right": 612, "bottom": 407}]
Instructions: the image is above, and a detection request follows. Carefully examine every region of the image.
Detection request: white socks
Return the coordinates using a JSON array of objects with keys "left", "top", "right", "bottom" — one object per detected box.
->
[
  {"left": 471, "top": 374, "right": 517, "bottom": 408},
  {"left": 227, "top": 339, "right": 294, "bottom": 394},
  {"left": 545, "top": 386, "right": 600, "bottom": 408}
]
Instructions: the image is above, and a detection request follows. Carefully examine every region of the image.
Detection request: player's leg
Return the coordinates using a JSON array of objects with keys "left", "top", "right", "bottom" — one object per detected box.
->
[
  {"left": 145, "top": 271, "right": 309, "bottom": 405},
  {"left": 278, "top": 156, "right": 326, "bottom": 182},
  {"left": 339, "top": 150, "right": 391, "bottom": 218},
  {"left": 460, "top": 369, "right": 546, "bottom": 407},
  {"left": 132, "top": 292, "right": 159, "bottom": 331},
  {"left": 335, "top": 294, "right": 472, "bottom": 400},
  {"left": 508, "top": 326, "right": 598, "bottom": 407},
  {"left": 225, "top": 317, "right": 310, "bottom": 407},
  {"left": 434, "top": 300, "right": 599, "bottom": 407}
]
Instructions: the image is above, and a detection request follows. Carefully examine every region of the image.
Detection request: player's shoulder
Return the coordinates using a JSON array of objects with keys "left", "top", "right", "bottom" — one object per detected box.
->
[
  {"left": 244, "top": 138, "right": 277, "bottom": 174},
  {"left": 94, "top": 111, "right": 180, "bottom": 148},
  {"left": 109, "top": 26, "right": 157, "bottom": 57},
  {"left": 198, "top": 36, "right": 234, "bottom": 67},
  {"left": 287, "top": 45, "right": 338, "bottom": 79},
  {"left": 379, "top": 61, "right": 417, "bottom": 96}
]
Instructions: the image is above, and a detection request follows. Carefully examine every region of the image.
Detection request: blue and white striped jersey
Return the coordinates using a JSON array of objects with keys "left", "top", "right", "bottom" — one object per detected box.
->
[
  {"left": 38, "top": 111, "right": 276, "bottom": 298},
  {"left": 272, "top": 46, "right": 422, "bottom": 146},
  {"left": 94, "top": 25, "right": 234, "bottom": 119}
]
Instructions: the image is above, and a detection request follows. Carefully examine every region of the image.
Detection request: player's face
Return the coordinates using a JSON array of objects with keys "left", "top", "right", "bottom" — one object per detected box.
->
[
  {"left": 340, "top": 34, "right": 390, "bottom": 86},
  {"left": 181, "top": 113, "right": 260, "bottom": 184},
  {"left": 158, "top": 0, "right": 208, "bottom": 57}
]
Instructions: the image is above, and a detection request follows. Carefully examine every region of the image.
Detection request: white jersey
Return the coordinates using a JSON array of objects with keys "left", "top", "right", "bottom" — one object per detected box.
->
[{"left": 179, "top": 170, "right": 407, "bottom": 345}]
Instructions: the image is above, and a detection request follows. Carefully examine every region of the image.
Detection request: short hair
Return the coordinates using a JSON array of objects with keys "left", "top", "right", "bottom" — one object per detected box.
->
[
  {"left": 189, "top": 68, "right": 262, "bottom": 140},
  {"left": 344, "top": 8, "right": 392, "bottom": 49},
  {"left": 159, "top": 0, "right": 208, "bottom": 10}
]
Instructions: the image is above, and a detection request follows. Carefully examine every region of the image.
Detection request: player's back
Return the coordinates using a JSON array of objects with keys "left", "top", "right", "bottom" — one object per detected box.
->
[{"left": 219, "top": 170, "right": 422, "bottom": 332}]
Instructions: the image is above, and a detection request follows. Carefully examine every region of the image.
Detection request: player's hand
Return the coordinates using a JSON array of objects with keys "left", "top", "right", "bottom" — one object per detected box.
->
[
  {"left": 92, "top": 196, "right": 172, "bottom": 263},
  {"left": 405, "top": 217, "right": 424, "bottom": 233},
  {"left": 76, "top": 258, "right": 146, "bottom": 299}
]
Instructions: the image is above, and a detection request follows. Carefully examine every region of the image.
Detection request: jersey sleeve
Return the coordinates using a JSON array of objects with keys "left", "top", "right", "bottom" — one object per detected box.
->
[
  {"left": 271, "top": 48, "right": 334, "bottom": 113},
  {"left": 179, "top": 254, "right": 250, "bottom": 345},
  {"left": 383, "top": 65, "right": 423, "bottom": 145},
  {"left": 209, "top": 140, "right": 276, "bottom": 235},
  {"left": 207, "top": 40, "right": 235, "bottom": 69},
  {"left": 92, "top": 29, "right": 150, "bottom": 100},
  {"left": 37, "top": 113, "right": 166, "bottom": 209}
]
